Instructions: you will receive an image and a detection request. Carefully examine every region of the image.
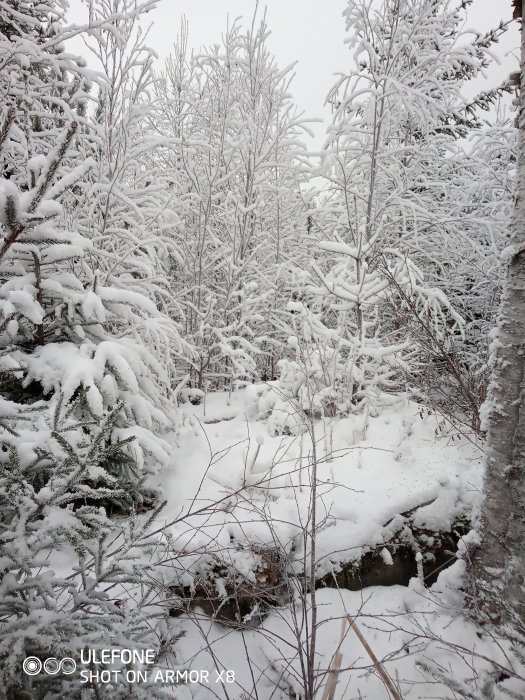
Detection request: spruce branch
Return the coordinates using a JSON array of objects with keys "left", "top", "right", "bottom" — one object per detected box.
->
[
  {"left": 0, "top": 106, "right": 15, "bottom": 153},
  {"left": 28, "top": 120, "right": 78, "bottom": 213},
  {"left": 0, "top": 122, "right": 78, "bottom": 262}
]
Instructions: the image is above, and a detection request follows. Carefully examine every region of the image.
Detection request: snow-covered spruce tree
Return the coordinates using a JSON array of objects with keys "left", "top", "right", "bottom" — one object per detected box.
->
[
  {"left": 297, "top": 0, "right": 512, "bottom": 427},
  {"left": 0, "top": 394, "right": 175, "bottom": 700},
  {"left": 0, "top": 141, "right": 161, "bottom": 511},
  {"left": 0, "top": 1, "right": 93, "bottom": 414},
  {"left": 0, "top": 4, "right": 178, "bottom": 696},
  {"left": 153, "top": 14, "right": 310, "bottom": 392},
  {"left": 0, "top": 0, "right": 92, "bottom": 167},
  {"left": 1, "top": 2, "right": 187, "bottom": 502}
]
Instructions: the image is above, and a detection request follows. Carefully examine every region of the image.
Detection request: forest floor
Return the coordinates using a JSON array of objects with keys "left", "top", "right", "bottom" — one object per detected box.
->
[
  {"left": 162, "top": 388, "right": 482, "bottom": 584},
  {"left": 148, "top": 389, "right": 525, "bottom": 699}
]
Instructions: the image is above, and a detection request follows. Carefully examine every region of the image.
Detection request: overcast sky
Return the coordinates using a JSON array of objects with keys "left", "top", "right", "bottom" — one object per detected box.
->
[{"left": 66, "top": 0, "right": 520, "bottom": 148}]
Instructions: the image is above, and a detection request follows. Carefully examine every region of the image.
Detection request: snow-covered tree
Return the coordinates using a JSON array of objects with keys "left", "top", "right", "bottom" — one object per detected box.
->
[
  {"left": 419, "top": 122, "right": 515, "bottom": 425},
  {"left": 0, "top": 0, "right": 219, "bottom": 521},
  {"left": 0, "top": 394, "right": 175, "bottom": 699},
  {"left": 0, "top": 2, "right": 91, "bottom": 403},
  {"left": 0, "top": 2, "right": 182, "bottom": 696},
  {"left": 473, "top": 2, "right": 525, "bottom": 626},
  {"left": 299, "top": 0, "right": 512, "bottom": 427},
  {"left": 153, "top": 14, "right": 310, "bottom": 391}
]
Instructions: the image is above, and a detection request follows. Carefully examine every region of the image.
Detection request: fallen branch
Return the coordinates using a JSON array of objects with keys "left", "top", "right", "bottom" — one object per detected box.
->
[{"left": 346, "top": 615, "right": 403, "bottom": 700}]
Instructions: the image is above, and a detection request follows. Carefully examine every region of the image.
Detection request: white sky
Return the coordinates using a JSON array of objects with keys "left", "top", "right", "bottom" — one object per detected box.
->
[{"left": 65, "top": 0, "right": 520, "bottom": 148}]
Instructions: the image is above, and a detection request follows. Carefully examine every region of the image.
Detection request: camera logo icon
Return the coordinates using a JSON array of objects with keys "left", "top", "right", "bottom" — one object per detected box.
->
[
  {"left": 61, "top": 658, "right": 77, "bottom": 674},
  {"left": 43, "top": 658, "right": 60, "bottom": 675},
  {"left": 23, "top": 657, "right": 42, "bottom": 676},
  {"left": 23, "top": 657, "right": 77, "bottom": 675}
]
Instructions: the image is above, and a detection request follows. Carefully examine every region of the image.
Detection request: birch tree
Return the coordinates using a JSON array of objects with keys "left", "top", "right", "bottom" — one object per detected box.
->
[
  {"left": 153, "top": 15, "right": 310, "bottom": 391},
  {"left": 474, "top": 2, "right": 525, "bottom": 623},
  {"left": 301, "top": 0, "right": 512, "bottom": 428}
]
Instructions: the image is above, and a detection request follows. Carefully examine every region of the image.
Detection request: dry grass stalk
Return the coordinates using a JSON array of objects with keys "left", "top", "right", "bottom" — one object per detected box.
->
[{"left": 346, "top": 615, "right": 403, "bottom": 700}]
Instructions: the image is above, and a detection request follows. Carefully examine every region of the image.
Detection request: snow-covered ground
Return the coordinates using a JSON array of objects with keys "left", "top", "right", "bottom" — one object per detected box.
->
[
  {"left": 160, "top": 388, "right": 482, "bottom": 584},
  {"left": 146, "top": 389, "right": 525, "bottom": 699},
  {"left": 172, "top": 567, "right": 524, "bottom": 700}
]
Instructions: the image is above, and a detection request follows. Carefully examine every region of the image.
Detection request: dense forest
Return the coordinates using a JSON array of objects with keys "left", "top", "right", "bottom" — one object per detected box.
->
[{"left": 0, "top": 1, "right": 524, "bottom": 698}]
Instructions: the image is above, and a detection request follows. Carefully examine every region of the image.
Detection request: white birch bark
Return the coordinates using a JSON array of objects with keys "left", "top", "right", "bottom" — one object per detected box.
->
[{"left": 476, "top": 15, "right": 525, "bottom": 619}]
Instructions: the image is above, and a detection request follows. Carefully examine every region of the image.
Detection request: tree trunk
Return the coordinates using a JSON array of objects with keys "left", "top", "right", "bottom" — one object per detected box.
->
[{"left": 474, "top": 14, "right": 525, "bottom": 621}]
